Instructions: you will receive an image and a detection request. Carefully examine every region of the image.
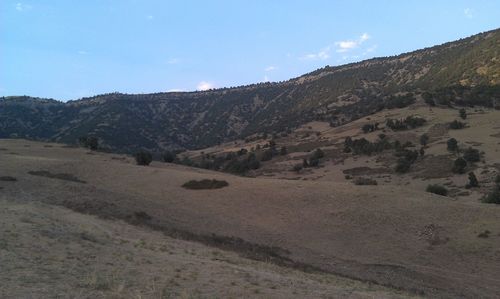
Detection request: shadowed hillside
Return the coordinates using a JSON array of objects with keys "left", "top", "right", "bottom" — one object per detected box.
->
[{"left": 1, "top": 29, "right": 499, "bottom": 153}]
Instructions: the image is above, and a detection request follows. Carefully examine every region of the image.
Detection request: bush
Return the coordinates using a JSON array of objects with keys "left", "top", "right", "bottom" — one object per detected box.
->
[
  {"left": 354, "top": 177, "right": 378, "bottom": 185},
  {"left": 135, "top": 151, "right": 153, "bottom": 166},
  {"left": 419, "top": 147, "right": 425, "bottom": 157},
  {"left": 463, "top": 147, "right": 480, "bottom": 162},
  {"left": 78, "top": 136, "right": 99, "bottom": 150},
  {"left": 260, "top": 149, "right": 274, "bottom": 161},
  {"left": 426, "top": 184, "right": 448, "bottom": 196},
  {"left": 482, "top": 186, "right": 500, "bottom": 204},
  {"left": 308, "top": 157, "right": 320, "bottom": 167},
  {"left": 311, "top": 148, "right": 325, "bottom": 160},
  {"left": 362, "top": 123, "right": 379, "bottom": 133},
  {"left": 280, "top": 146, "right": 288, "bottom": 155},
  {"left": 292, "top": 164, "right": 303, "bottom": 172},
  {"left": 459, "top": 108, "right": 467, "bottom": 120},
  {"left": 452, "top": 157, "right": 467, "bottom": 174},
  {"left": 395, "top": 158, "right": 412, "bottom": 173},
  {"left": 386, "top": 116, "right": 426, "bottom": 131},
  {"left": 449, "top": 120, "right": 466, "bottom": 130},
  {"left": 420, "top": 134, "right": 429, "bottom": 146},
  {"left": 466, "top": 172, "right": 479, "bottom": 188},
  {"left": 447, "top": 138, "right": 458, "bottom": 152},
  {"left": 162, "top": 151, "right": 176, "bottom": 163},
  {"left": 182, "top": 179, "right": 229, "bottom": 190}
]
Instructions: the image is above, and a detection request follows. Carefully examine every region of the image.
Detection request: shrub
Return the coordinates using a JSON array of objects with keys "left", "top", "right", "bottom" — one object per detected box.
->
[
  {"left": 292, "top": 164, "right": 303, "bottom": 172},
  {"left": 459, "top": 108, "right": 467, "bottom": 120},
  {"left": 496, "top": 174, "right": 500, "bottom": 185},
  {"left": 449, "top": 120, "right": 466, "bottom": 130},
  {"left": 424, "top": 96, "right": 436, "bottom": 107},
  {"left": 362, "top": 123, "right": 379, "bottom": 133},
  {"left": 162, "top": 151, "right": 176, "bottom": 163},
  {"left": 452, "top": 157, "right": 467, "bottom": 174},
  {"left": 260, "top": 149, "right": 274, "bottom": 161},
  {"left": 466, "top": 172, "right": 479, "bottom": 188},
  {"left": 354, "top": 177, "right": 378, "bottom": 185},
  {"left": 385, "top": 94, "right": 416, "bottom": 109},
  {"left": 395, "top": 158, "right": 412, "bottom": 173},
  {"left": 419, "top": 147, "right": 425, "bottom": 157},
  {"left": 311, "top": 148, "right": 325, "bottom": 160},
  {"left": 182, "top": 179, "right": 229, "bottom": 190},
  {"left": 482, "top": 186, "right": 500, "bottom": 204},
  {"left": 135, "top": 151, "right": 153, "bottom": 166},
  {"left": 426, "top": 184, "right": 448, "bottom": 196},
  {"left": 447, "top": 138, "right": 458, "bottom": 152},
  {"left": 79, "top": 136, "right": 99, "bottom": 150},
  {"left": 394, "top": 149, "right": 418, "bottom": 173},
  {"left": 280, "top": 146, "right": 288, "bottom": 155},
  {"left": 308, "top": 157, "right": 320, "bottom": 167},
  {"left": 420, "top": 134, "right": 429, "bottom": 146},
  {"left": 386, "top": 116, "right": 426, "bottom": 131},
  {"left": 463, "top": 147, "right": 480, "bottom": 162}
]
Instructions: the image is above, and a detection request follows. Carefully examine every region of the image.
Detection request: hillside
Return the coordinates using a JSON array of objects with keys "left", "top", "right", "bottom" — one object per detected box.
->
[
  {"left": 1, "top": 28, "right": 499, "bottom": 153},
  {"left": 1, "top": 138, "right": 500, "bottom": 298}
]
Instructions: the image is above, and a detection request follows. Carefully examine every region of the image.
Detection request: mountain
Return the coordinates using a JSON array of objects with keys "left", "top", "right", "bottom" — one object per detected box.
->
[{"left": 1, "top": 28, "right": 499, "bottom": 153}]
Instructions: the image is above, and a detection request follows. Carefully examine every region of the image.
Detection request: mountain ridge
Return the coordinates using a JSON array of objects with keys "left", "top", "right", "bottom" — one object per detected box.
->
[{"left": 1, "top": 28, "right": 499, "bottom": 153}]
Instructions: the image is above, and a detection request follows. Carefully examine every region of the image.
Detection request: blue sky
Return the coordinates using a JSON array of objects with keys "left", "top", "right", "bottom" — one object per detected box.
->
[{"left": 1, "top": 1, "right": 499, "bottom": 101}]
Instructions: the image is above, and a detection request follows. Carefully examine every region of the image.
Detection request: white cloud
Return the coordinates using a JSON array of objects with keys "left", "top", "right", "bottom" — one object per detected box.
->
[
  {"left": 78, "top": 50, "right": 88, "bottom": 55},
  {"left": 300, "top": 46, "right": 331, "bottom": 60},
  {"left": 263, "top": 75, "right": 270, "bottom": 82},
  {"left": 167, "top": 58, "right": 180, "bottom": 64},
  {"left": 167, "top": 88, "right": 184, "bottom": 92},
  {"left": 15, "top": 2, "right": 32, "bottom": 11},
  {"left": 300, "top": 33, "right": 371, "bottom": 61},
  {"left": 147, "top": 15, "right": 154, "bottom": 20},
  {"left": 335, "top": 33, "right": 370, "bottom": 53},
  {"left": 265, "top": 66, "right": 277, "bottom": 71},
  {"left": 464, "top": 8, "right": 474, "bottom": 18},
  {"left": 197, "top": 81, "right": 214, "bottom": 91}
]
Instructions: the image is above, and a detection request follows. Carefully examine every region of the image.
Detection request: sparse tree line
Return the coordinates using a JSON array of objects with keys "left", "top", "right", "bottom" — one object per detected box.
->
[
  {"left": 292, "top": 148, "right": 325, "bottom": 172},
  {"left": 132, "top": 140, "right": 291, "bottom": 176}
]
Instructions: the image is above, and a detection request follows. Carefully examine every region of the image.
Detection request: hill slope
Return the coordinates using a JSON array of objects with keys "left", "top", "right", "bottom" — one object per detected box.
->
[
  {"left": 1, "top": 29, "right": 499, "bottom": 153},
  {"left": 1, "top": 139, "right": 500, "bottom": 298}
]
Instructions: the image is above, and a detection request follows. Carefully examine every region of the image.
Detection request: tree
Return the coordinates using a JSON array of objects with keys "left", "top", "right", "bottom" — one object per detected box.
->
[
  {"left": 395, "top": 158, "right": 412, "bottom": 173},
  {"left": 452, "top": 157, "right": 467, "bottom": 174},
  {"left": 292, "top": 164, "right": 303, "bottom": 172},
  {"left": 162, "top": 151, "right": 176, "bottom": 163},
  {"left": 86, "top": 136, "right": 99, "bottom": 150},
  {"left": 447, "top": 138, "right": 458, "bottom": 152},
  {"left": 463, "top": 147, "right": 480, "bottom": 162},
  {"left": 449, "top": 120, "right": 466, "bottom": 130},
  {"left": 419, "top": 147, "right": 425, "bottom": 157},
  {"left": 302, "top": 158, "right": 309, "bottom": 168},
  {"left": 260, "top": 149, "right": 274, "bottom": 161},
  {"left": 482, "top": 186, "right": 500, "bottom": 204},
  {"left": 459, "top": 108, "right": 467, "bottom": 120},
  {"left": 280, "top": 146, "right": 288, "bottom": 155},
  {"left": 135, "top": 151, "right": 152, "bottom": 166},
  {"left": 78, "top": 136, "right": 98, "bottom": 150},
  {"left": 420, "top": 134, "right": 429, "bottom": 146},
  {"left": 466, "top": 172, "right": 479, "bottom": 188},
  {"left": 426, "top": 184, "right": 448, "bottom": 196},
  {"left": 311, "top": 148, "right": 325, "bottom": 160}
]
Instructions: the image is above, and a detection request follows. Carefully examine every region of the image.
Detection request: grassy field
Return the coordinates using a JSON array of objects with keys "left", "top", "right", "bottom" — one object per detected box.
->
[{"left": 1, "top": 133, "right": 500, "bottom": 297}]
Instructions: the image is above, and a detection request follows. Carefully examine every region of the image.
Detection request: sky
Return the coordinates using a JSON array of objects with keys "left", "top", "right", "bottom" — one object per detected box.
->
[{"left": 1, "top": 1, "right": 499, "bottom": 101}]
